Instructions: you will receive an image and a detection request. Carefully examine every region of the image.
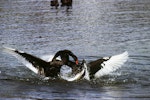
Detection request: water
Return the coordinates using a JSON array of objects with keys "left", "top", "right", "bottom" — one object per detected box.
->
[{"left": 0, "top": 0, "right": 150, "bottom": 99}]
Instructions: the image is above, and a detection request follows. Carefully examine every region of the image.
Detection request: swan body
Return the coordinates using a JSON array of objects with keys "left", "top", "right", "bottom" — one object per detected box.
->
[{"left": 3, "top": 47, "right": 128, "bottom": 81}]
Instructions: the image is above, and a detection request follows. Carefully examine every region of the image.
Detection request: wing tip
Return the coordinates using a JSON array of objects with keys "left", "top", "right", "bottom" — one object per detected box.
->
[
  {"left": 3, "top": 46, "right": 17, "bottom": 56},
  {"left": 3, "top": 46, "right": 25, "bottom": 54},
  {"left": 124, "top": 51, "right": 129, "bottom": 57},
  {"left": 3, "top": 46, "right": 16, "bottom": 51},
  {"left": 121, "top": 51, "right": 129, "bottom": 62},
  {"left": 3, "top": 46, "right": 39, "bottom": 74}
]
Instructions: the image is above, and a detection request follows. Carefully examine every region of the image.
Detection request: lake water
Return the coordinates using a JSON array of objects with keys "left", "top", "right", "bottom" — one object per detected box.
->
[{"left": 0, "top": 0, "right": 150, "bottom": 99}]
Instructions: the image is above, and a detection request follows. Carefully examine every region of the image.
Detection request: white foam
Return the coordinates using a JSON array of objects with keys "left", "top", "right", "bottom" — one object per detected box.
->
[
  {"left": 60, "top": 65, "right": 72, "bottom": 77},
  {"left": 60, "top": 67, "right": 85, "bottom": 82},
  {"left": 41, "top": 55, "right": 54, "bottom": 62},
  {"left": 41, "top": 55, "right": 61, "bottom": 62}
]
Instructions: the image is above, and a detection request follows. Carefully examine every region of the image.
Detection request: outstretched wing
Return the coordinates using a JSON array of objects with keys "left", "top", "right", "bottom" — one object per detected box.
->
[
  {"left": 3, "top": 47, "right": 49, "bottom": 74},
  {"left": 94, "top": 51, "right": 129, "bottom": 78}
]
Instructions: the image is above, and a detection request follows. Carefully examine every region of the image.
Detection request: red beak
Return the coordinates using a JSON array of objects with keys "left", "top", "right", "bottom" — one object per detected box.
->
[{"left": 75, "top": 60, "right": 79, "bottom": 65}]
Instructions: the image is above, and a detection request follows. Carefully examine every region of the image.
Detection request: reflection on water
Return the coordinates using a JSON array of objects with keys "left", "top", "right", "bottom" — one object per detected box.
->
[{"left": 0, "top": 0, "right": 150, "bottom": 99}]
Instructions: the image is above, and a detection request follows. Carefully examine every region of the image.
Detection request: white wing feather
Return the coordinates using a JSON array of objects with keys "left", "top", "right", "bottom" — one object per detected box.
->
[
  {"left": 83, "top": 63, "right": 90, "bottom": 81},
  {"left": 94, "top": 51, "right": 128, "bottom": 78},
  {"left": 3, "top": 47, "right": 39, "bottom": 74}
]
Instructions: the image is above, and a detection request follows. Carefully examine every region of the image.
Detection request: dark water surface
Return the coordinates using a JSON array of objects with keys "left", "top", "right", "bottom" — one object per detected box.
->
[{"left": 0, "top": 0, "right": 150, "bottom": 99}]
